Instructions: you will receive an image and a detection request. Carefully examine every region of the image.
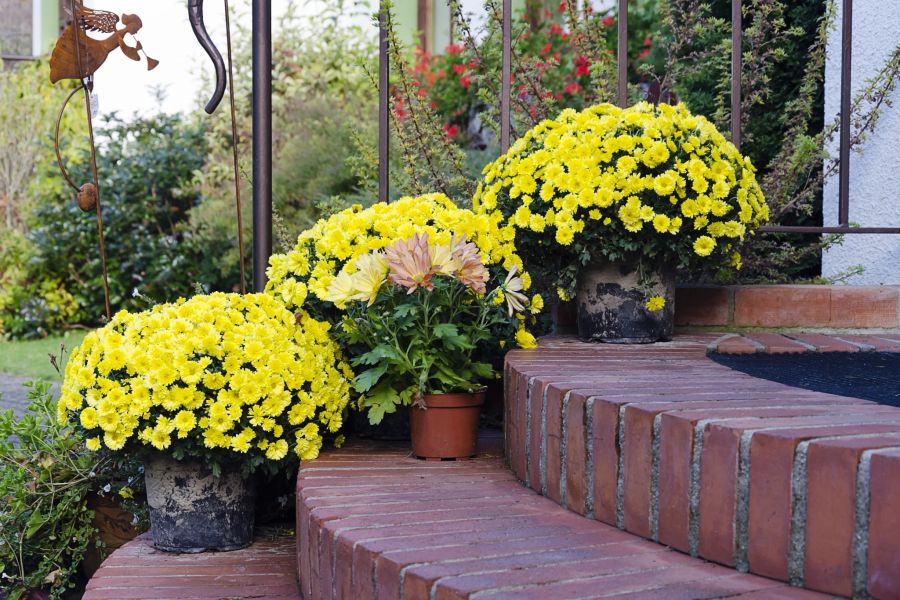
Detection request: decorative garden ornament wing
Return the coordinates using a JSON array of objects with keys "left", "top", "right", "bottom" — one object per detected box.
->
[
  {"left": 188, "top": 0, "right": 227, "bottom": 114},
  {"left": 73, "top": 3, "right": 120, "bottom": 33}
]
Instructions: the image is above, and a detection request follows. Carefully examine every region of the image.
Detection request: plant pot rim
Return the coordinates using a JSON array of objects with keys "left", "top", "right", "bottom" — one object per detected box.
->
[{"left": 417, "top": 390, "right": 486, "bottom": 409}]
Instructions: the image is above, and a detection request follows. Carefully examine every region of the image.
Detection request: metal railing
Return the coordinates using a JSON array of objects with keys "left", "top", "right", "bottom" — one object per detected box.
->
[{"left": 250, "top": 0, "right": 898, "bottom": 290}]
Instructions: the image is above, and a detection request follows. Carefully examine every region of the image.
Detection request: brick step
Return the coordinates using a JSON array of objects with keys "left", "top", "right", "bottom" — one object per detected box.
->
[
  {"left": 83, "top": 532, "right": 299, "bottom": 599},
  {"left": 505, "top": 335, "right": 900, "bottom": 599},
  {"left": 297, "top": 442, "right": 818, "bottom": 600}
]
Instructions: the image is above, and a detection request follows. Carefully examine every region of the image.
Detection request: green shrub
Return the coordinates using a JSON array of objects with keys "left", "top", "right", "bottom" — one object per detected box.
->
[
  {"left": 3, "top": 112, "right": 231, "bottom": 336},
  {"left": 0, "top": 381, "right": 144, "bottom": 599}
]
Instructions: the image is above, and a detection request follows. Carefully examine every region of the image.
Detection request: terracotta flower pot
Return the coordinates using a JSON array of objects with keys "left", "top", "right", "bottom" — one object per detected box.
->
[
  {"left": 82, "top": 492, "right": 141, "bottom": 578},
  {"left": 410, "top": 392, "right": 485, "bottom": 459}
]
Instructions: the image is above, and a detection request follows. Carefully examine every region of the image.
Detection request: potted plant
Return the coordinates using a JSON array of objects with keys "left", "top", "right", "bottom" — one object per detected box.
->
[
  {"left": 325, "top": 232, "right": 536, "bottom": 458},
  {"left": 475, "top": 102, "right": 769, "bottom": 343},
  {"left": 265, "top": 193, "right": 542, "bottom": 437},
  {"left": 57, "top": 292, "right": 352, "bottom": 552}
]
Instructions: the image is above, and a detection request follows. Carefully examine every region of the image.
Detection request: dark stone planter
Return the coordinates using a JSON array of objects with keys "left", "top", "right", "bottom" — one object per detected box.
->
[
  {"left": 144, "top": 454, "right": 255, "bottom": 553},
  {"left": 576, "top": 258, "right": 675, "bottom": 343}
]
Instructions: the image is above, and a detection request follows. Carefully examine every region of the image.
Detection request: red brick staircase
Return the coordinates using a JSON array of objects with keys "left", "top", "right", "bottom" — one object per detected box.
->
[{"left": 86, "top": 332, "right": 900, "bottom": 599}]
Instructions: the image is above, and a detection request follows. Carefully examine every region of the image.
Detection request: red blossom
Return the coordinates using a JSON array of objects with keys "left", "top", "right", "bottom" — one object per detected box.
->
[
  {"left": 540, "top": 42, "right": 553, "bottom": 55},
  {"left": 558, "top": 2, "right": 567, "bottom": 12},
  {"left": 602, "top": 15, "right": 615, "bottom": 27},
  {"left": 452, "top": 63, "right": 466, "bottom": 75},
  {"left": 418, "top": 88, "right": 428, "bottom": 97},
  {"left": 459, "top": 75, "right": 471, "bottom": 88},
  {"left": 443, "top": 123, "right": 459, "bottom": 138},
  {"left": 644, "top": 36, "right": 652, "bottom": 46},
  {"left": 575, "top": 55, "right": 590, "bottom": 76},
  {"left": 564, "top": 81, "right": 582, "bottom": 95},
  {"left": 639, "top": 48, "right": 651, "bottom": 60},
  {"left": 445, "top": 43, "right": 465, "bottom": 54},
  {"left": 550, "top": 23, "right": 563, "bottom": 36}
]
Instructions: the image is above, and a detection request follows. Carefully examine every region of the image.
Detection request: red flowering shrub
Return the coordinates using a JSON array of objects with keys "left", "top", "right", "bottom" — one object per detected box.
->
[{"left": 407, "top": 5, "right": 660, "bottom": 148}]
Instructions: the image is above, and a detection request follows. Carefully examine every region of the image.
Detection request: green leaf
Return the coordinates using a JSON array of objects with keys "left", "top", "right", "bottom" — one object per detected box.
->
[
  {"left": 364, "top": 382, "right": 403, "bottom": 425},
  {"left": 433, "top": 323, "right": 474, "bottom": 350},
  {"left": 352, "top": 345, "right": 397, "bottom": 366},
  {"left": 393, "top": 304, "right": 417, "bottom": 319},
  {"left": 353, "top": 364, "right": 389, "bottom": 393},
  {"left": 433, "top": 323, "right": 459, "bottom": 339},
  {"left": 470, "top": 362, "right": 495, "bottom": 379}
]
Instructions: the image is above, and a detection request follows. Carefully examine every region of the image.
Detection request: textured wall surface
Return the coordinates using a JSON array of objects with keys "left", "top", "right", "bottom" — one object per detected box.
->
[
  {"left": 0, "top": 0, "right": 32, "bottom": 56},
  {"left": 822, "top": 0, "right": 900, "bottom": 284}
]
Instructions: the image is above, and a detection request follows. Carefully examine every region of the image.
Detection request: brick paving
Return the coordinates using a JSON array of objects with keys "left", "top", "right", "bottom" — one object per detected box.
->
[
  {"left": 297, "top": 443, "right": 808, "bottom": 600},
  {"left": 83, "top": 532, "right": 299, "bottom": 600}
]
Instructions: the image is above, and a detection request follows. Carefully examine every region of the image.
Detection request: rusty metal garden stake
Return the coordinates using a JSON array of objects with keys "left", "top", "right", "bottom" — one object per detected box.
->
[{"left": 49, "top": 0, "right": 158, "bottom": 320}]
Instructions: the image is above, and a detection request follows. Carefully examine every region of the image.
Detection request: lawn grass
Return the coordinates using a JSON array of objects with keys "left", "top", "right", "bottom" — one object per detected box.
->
[{"left": 0, "top": 330, "right": 89, "bottom": 380}]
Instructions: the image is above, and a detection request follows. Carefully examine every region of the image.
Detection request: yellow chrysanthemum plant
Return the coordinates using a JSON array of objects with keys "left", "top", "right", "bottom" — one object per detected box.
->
[
  {"left": 474, "top": 102, "right": 769, "bottom": 311},
  {"left": 265, "top": 193, "right": 540, "bottom": 320},
  {"left": 58, "top": 293, "right": 353, "bottom": 476}
]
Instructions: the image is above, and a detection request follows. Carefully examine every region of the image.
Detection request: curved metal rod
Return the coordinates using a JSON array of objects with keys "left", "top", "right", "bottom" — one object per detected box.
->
[
  {"left": 55, "top": 83, "right": 86, "bottom": 193},
  {"left": 188, "top": 0, "right": 227, "bottom": 114}
]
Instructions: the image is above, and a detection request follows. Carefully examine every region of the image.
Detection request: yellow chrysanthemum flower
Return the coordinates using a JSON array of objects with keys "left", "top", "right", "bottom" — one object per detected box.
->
[
  {"left": 694, "top": 236, "right": 716, "bottom": 257},
  {"left": 645, "top": 296, "right": 666, "bottom": 311}
]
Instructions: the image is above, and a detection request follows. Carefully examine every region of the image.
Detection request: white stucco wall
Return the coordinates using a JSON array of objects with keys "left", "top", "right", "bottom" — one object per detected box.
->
[{"left": 821, "top": 0, "right": 900, "bottom": 284}]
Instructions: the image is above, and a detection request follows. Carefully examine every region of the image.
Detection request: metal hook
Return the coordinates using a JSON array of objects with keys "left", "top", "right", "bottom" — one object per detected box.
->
[{"left": 188, "top": 0, "right": 227, "bottom": 114}]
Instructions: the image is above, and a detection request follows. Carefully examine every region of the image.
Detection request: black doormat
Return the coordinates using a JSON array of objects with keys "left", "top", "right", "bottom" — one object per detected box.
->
[{"left": 709, "top": 351, "right": 900, "bottom": 407}]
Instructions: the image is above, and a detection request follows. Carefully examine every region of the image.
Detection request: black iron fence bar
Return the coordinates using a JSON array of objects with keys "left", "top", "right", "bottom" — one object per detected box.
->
[
  {"left": 759, "top": 226, "right": 900, "bottom": 234},
  {"left": 252, "top": 0, "right": 272, "bottom": 292},
  {"left": 838, "top": 0, "right": 852, "bottom": 226},
  {"left": 500, "top": 0, "right": 512, "bottom": 152},
  {"left": 731, "top": 0, "right": 742, "bottom": 150},
  {"left": 379, "top": 3, "right": 390, "bottom": 203},
  {"left": 617, "top": 0, "right": 628, "bottom": 107}
]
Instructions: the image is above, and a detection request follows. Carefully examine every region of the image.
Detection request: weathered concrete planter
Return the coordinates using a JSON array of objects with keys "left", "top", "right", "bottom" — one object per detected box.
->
[
  {"left": 144, "top": 454, "right": 255, "bottom": 552},
  {"left": 576, "top": 258, "right": 675, "bottom": 343}
]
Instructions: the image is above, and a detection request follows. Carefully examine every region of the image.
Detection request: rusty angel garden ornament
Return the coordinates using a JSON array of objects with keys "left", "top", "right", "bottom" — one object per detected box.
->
[{"left": 49, "top": 0, "right": 159, "bottom": 320}]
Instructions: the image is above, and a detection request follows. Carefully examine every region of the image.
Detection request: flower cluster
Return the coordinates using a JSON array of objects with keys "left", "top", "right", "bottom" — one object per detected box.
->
[
  {"left": 329, "top": 233, "right": 536, "bottom": 424},
  {"left": 265, "top": 193, "right": 537, "bottom": 321},
  {"left": 327, "top": 233, "right": 490, "bottom": 303},
  {"left": 474, "top": 102, "right": 769, "bottom": 300},
  {"left": 58, "top": 293, "right": 352, "bottom": 471}
]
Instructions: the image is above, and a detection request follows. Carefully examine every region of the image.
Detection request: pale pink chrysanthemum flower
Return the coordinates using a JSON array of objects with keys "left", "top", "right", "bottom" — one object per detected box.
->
[
  {"left": 385, "top": 232, "right": 435, "bottom": 293},
  {"left": 452, "top": 237, "right": 488, "bottom": 295}
]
